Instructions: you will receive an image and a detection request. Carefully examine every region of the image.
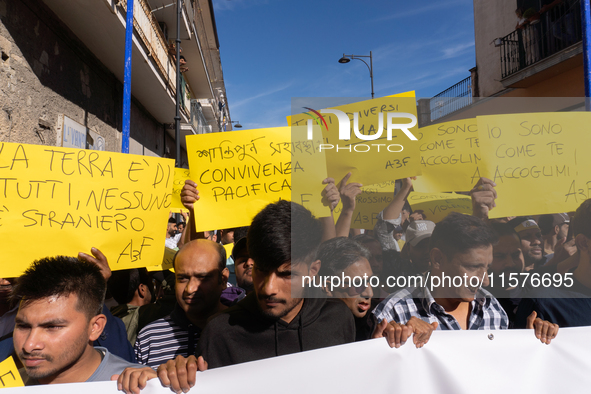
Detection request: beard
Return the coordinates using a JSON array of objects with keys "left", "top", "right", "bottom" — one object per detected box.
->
[
  {"left": 257, "top": 294, "right": 303, "bottom": 320},
  {"left": 237, "top": 272, "right": 254, "bottom": 293},
  {"left": 525, "top": 252, "right": 544, "bottom": 268},
  {"left": 19, "top": 333, "right": 89, "bottom": 382}
]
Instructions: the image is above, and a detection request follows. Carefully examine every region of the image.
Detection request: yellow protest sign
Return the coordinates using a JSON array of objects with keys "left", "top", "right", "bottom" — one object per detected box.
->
[
  {"left": 407, "top": 192, "right": 472, "bottom": 223},
  {"left": 413, "top": 119, "right": 482, "bottom": 193},
  {"left": 285, "top": 91, "right": 416, "bottom": 126},
  {"left": 0, "top": 357, "right": 24, "bottom": 388},
  {"left": 0, "top": 142, "right": 174, "bottom": 278},
  {"left": 289, "top": 94, "right": 422, "bottom": 186},
  {"left": 170, "top": 168, "right": 190, "bottom": 213},
  {"left": 291, "top": 125, "right": 330, "bottom": 217},
  {"left": 146, "top": 246, "right": 177, "bottom": 272},
  {"left": 476, "top": 113, "right": 591, "bottom": 218},
  {"left": 223, "top": 242, "right": 234, "bottom": 259},
  {"left": 333, "top": 180, "right": 396, "bottom": 229},
  {"left": 387, "top": 91, "right": 416, "bottom": 99},
  {"left": 186, "top": 127, "right": 330, "bottom": 232}
]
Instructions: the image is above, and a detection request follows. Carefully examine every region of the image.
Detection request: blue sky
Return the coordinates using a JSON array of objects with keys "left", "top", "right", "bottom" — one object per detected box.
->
[{"left": 212, "top": 0, "right": 476, "bottom": 129}]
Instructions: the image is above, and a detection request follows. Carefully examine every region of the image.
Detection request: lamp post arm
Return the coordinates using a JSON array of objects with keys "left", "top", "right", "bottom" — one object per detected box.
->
[
  {"left": 349, "top": 56, "right": 372, "bottom": 75},
  {"left": 342, "top": 52, "right": 375, "bottom": 99}
]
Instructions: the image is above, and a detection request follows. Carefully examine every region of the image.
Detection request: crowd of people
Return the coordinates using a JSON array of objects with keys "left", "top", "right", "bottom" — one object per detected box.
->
[{"left": 1, "top": 172, "right": 589, "bottom": 392}]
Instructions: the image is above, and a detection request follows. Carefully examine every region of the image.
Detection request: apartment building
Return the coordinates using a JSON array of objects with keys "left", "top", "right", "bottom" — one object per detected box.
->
[
  {"left": 422, "top": 0, "right": 585, "bottom": 124},
  {"left": 0, "top": 0, "right": 232, "bottom": 165}
]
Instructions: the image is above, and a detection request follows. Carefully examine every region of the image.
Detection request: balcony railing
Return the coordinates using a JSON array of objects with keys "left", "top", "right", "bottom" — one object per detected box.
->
[
  {"left": 500, "top": 0, "right": 582, "bottom": 79},
  {"left": 122, "top": 0, "right": 191, "bottom": 115},
  {"left": 190, "top": 100, "right": 210, "bottom": 134},
  {"left": 125, "top": 0, "right": 175, "bottom": 87},
  {"left": 429, "top": 76, "right": 473, "bottom": 121}
]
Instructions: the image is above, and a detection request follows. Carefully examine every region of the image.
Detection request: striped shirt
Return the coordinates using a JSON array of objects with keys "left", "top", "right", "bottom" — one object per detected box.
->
[
  {"left": 373, "top": 286, "right": 508, "bottom": 330},
  {"left": 134, "top": 306, "right": 200, "bottom": 369}
]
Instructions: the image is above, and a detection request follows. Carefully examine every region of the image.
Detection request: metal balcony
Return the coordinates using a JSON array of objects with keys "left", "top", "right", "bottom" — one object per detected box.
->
[
  {"left": 499, "top": 0, "right": 582, "bottom": 79},
  {"left": 429, "top": 76, "right": 473, "bottom": 122}
]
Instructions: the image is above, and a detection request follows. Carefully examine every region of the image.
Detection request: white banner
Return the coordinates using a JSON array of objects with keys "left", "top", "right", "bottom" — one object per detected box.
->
[{"left": 4, "top": 327, "right": 591, "bottom": 393}]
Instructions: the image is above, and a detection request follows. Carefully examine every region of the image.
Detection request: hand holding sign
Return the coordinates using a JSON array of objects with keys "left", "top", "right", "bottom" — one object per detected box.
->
[
  {"left": 321, "top": 177, "right": 340, "bottom": 211},
  {"left": 334, "top": 172, "right": 364, "bottom": 236},
  {"left": 337, "top": 172, "right": 363, "bottom": 213},
  {"left": 78, "top": 247, "right": 111, "bottom": 281},
  {"left": 371, "top": 317, "right": 438, "bottom": 349},
  {"left": 469, "top": 177, "right": 497, "bottom": 219},
  {"left": 156, "top": 355, "right": 208, "bottom": 394},
  {"left": 114, "top": 366, "right": 157, "bottom": 394},
  {"left": 526, "top": 311, "right": 559, "bottom": 345},
  {"left": 180, "top": 180, "right": 200, "bottom": 211}
]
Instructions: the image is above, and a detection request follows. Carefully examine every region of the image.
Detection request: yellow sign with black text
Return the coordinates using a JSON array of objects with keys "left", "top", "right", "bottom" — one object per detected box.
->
[{"left": 0, "top": 142, "right": 174, "bottom": 278}]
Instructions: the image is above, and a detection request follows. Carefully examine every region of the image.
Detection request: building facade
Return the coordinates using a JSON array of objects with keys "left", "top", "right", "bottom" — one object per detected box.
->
[
  {"left": 0, "top": 0, "right": 231, "bottom": 165},
  {"left": 421, "top": 0, "right": 585, "bottom": 125}
]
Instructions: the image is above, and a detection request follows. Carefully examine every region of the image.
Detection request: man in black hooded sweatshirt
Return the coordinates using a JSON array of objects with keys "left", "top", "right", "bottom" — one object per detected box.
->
[
  {"left": 116, "top": 201, "right": 428, "bottom": 394},
  {"left": 195, "top": 200, "right": 355, "bottom": 368}
]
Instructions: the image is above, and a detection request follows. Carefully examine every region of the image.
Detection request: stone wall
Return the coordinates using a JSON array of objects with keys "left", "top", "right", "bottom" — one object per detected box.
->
[{"left": 0, "top": 0, "right": 179, "bottom": 161}]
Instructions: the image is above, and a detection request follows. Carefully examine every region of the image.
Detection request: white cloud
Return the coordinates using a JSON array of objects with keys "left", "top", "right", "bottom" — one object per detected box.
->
[
  {"left": 212, "top": 0, "right": 271, "bottom": 12},
  {"left": 230, "top": 82, "right": 294, "bottom": 110},
  {"left": 441, "top": 41, "right": 475, "bottom": 59},
  {"left": 374, "top": 0, "right": 472, "bottom": 22}
]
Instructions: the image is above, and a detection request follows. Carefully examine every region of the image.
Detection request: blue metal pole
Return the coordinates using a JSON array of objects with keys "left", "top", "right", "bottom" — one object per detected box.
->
[
  {"left": 122, "top": 0, "right": 134, "bottom": 153},
  {"left": 175, "top": 0, "right": 181, "bottom": 167},
  {"left": 582, "top": 0, "right": 591, "bottom": 110}
]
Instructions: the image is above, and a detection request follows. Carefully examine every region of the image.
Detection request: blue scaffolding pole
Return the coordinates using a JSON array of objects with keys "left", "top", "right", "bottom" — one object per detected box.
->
[
  {"left": 122, "top": 0, "right": 134, "bottom": 153},
  {"left": 582, "top": 0, "right": 591, "bottom": 110}
]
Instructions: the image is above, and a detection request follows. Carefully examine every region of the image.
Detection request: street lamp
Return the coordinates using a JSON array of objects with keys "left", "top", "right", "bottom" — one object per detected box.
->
[
  {"left": 230, "top": 120, "right": 242, "bottom": 129},
  {"left": 338, "top": 51, "right": 374, "bottom": 98}
]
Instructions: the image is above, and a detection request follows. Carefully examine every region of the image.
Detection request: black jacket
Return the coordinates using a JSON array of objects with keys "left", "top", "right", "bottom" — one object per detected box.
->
[{"left": 197, "top": 292, "right": 355, "bottom": 368}]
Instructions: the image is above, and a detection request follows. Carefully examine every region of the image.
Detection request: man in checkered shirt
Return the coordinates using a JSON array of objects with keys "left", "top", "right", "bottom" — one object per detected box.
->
[{"left": 374, "top": 212, "right": 559, "bottom": 344}]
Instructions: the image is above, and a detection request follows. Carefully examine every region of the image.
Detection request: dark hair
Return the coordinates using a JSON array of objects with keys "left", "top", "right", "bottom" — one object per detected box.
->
[
  {"left": 214, "top": 241, "right": 227, "bottom": 270},
  {"left": 168, "top": 217, "right": 177, "bottom": 224},
  {"left": 233, "top": 226, "right": 249, "bottom": 242},
  {"left": 247, "top": 200, "right": 322, "bottom": 271},
  {"left": 316, "top": 237, "right": 371, "bottom": 277},
  {"left": 429, "top": 212, "right": 498, "bottom": 259},
  {"left": 232, "top": 237, "right": 248, "bottom": 260},
  {"left": 12, "top": 256, "right": 106, "bottom": 319},
  {"left": 413, "top": 209, "right": 426, "bottom": 220},
  {"left": 352, "top": 234, "right": 381, "bottom": 248},
  {"left": 489, "top": 222, "right": 519, "bottom": 239},
  {"left": 572, "top": 199, "right": 591, "bottom": 238},
  {"left": 108, "top": 268, "right": 151, "bottom": 305},
  {"left": 402, "top": 202, "right": 412, "bottom": 213}
]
